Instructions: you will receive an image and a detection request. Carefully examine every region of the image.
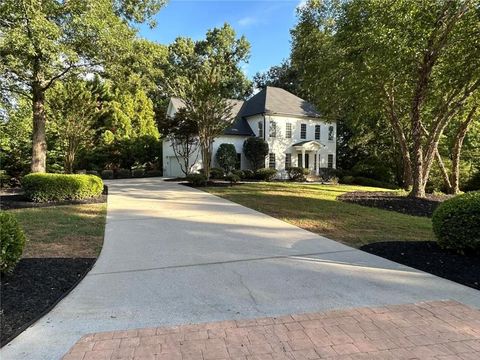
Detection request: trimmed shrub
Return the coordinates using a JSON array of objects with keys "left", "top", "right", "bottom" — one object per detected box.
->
[
  {"left": 0, "top": 211, "right": 26, "bottom": 273},
  {"left": 319, "top": 168, "right": 338, "bottom": 182},
  {"left": 432, "top": 191, "right": 480, "bottom": 254},
  {"left": 243, "top": 169, "right": 255, "bottom": 179},
  {"left": 132, "top": 168, "right": 145, "bottom": 178},
  {"left": 286, "top": 167, "right": 309, "bottom": 182},
  {"left": 86, "top": 170, "right": 99, "bottom": 176},
  {"left": 243, "top": 137, "right": 269, "bottom": 170},
  {"left": 115, "top": 168, "right": 131, "bottom": 179},
  {"left": 101, "top": 170, "right": 114, "bottom": 179},
  {"left": 210, "top": 167, "right": 225, "bottom": 180},
  {"left": 145, "top": 170, "right": 162, "bottom": 177},
  {"left": 255, "top": 168, "right": 277, "bottom": 181},
  {"left": 216, "top": 144, "right": 237, "bottom": 172},
  {"left": 186, "top": 173, "right": 207, "bottom": 186},
  {"left": 231, "top": 169, "right": 245, "bottom": 179},
  {"left": 22, "top": 173, "right": 104, "bottom": 202},
  {"left": 340, "top": 175, "right": 355, "bottom": 184},
  {"left": 225, "top": 174, "right": 240, "bottom": 184}
]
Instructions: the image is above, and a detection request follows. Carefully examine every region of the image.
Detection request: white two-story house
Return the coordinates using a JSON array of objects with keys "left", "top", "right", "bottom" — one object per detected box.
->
[{"left": 162, "top": 86, "right": 336, "bottom": 177}]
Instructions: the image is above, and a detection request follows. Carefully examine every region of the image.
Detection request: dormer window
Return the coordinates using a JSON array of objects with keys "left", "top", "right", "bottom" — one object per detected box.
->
[
  {"left": 269, "top": 121, "right": 277, "bottom": 138},
  {"left": 300, "top": 124, "right": 307, "bottom": 139},
  {"left": 258, "top": 122, "right": 263, "bottom": 138}
]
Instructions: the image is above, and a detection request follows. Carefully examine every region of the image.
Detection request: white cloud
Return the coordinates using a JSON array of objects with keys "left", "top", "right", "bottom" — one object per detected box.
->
[{"left": 238, "top": 16, "right": 257, "bottom": 27}]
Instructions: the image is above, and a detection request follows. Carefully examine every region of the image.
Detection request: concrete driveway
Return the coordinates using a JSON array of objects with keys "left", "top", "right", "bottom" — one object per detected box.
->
[{"left": 2, "top": 178, "right": 479, "bottom": 359}]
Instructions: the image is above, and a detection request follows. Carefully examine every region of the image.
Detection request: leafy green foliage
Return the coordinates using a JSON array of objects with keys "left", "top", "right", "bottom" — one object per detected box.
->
[
  {"left": 115, "top": 169, "right": 131, "bottom": 179},
  {"left": 243, "top": 169, "right": 255, "bottom": 179},
  {"left": 255, "top": 168, "right": 277, "bottom": 181},
  {"left": 231, "top": 169, "right": 245, "bottom": 179},
  {"left": 225, "top": 174, "right": 240, "bottom": 184},
  {"left": 286, "top": 167, "right": 310, "bottom": 182},
  {"left": 186, "top": 173, "right": 207, "bottom": 187},
  {"left": 253, "top": 60, "right": 299, "bottom": 95},
  {"left": 339, "top": 176, "right": 398, "bottom": 190},
  {"left": 216, "top": 144, "right": 237, "bottom": 172},
  {"left": 432, "top": 191, "right": 480, "bottom": 253},
  {"left": 209, "top": 168, "right": 225, "bottom": 180},
  {"left": 22, "top": 173, "right": 103, "bottom": 202},
  {"left": 0, "top": 211, "right": 26, "bottom": 273},
  {"left": 101, "top": 170, "right": 114, "bottom": 179},
  {"left": 243, "top": 137, "right": 269, "bottom": 170}
]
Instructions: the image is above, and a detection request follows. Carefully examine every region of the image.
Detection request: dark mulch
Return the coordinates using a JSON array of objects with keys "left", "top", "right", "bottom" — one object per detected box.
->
[
  {"left": 0, "top": 186, "right": 108, "bottom": 210},
  {"left": 0, "top": 258, "right": 95, "bottom": 346},
  {"left": 338, "top": 191, "right": 452, "bottom": 217},
  {"left": 361, "top": 241, "right": 480, "bottom": 290}
]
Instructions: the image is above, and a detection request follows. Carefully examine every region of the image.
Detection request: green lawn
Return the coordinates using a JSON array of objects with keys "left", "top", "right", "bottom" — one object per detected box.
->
[
  {"left": 204, "top": 182, "right": 434, "bottom": 248},
  {"left": 11, "top": 203, "right": 107, "bottom": 258}
]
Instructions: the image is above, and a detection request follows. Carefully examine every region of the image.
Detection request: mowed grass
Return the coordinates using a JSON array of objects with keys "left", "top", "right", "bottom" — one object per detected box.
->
[
  {"left": 204, "top": 182, "right": 434, "bottom": 248},
  {"left": 11, "top": 203, "right": 107, "bottom": 258}
]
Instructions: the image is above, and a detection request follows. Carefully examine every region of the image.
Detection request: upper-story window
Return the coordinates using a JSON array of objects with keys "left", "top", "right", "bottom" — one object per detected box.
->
[
  {"left": 258, "top": 122, "right": 263, "bottom": 138},
  {"left": 328, "top": 125, "right": 334, "bottom": 141},
  {"left": 269, "top": 121, "right": 277, "bottom": 138},
  {"left": 286, "top": 123, "right": 292, "bottom": 138},
  {"left": 300, "top": 124, "right": 307, "bottom": 139},
  {"left": 315, "top": 125, "right": 321, "bottom": 140}
]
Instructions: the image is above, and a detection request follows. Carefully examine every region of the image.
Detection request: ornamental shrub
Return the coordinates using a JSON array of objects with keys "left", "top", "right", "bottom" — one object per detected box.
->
[
  {"left": 340, "top": 175, "right": 355, "bottom": 184},
  {"left": 22, "top": 173, "right": 104, "bottom": 202},
  {"left": 231, "top": 169, "right": 245, "bottom": 179},
  {"left": 243, "top": 169, "right": 255, "bottom": 179},
  {"left": 225, "top": 174, "right": 240, "bottom": 184},
  {"left": 286, "top": 167, "right": 309, "bottom": 182},
  {"left": 255, "top": 168, "right": 277, "bottom": 181},
  {"left": 210, "top": 167, "right": 225, "bottom": 180},
  {"left": 115, "top": 168, "right": 131, "bottom": 179},
  {"left": 186, "top": 173, "right": 208, "bottom": 186},
  {"left": 216, "top": 144, "right": 237, "bottom": 172},
  {"left": 0, "top": 211, "right": 26, "bottom": 273},
  {"left": 243, "top": 137, "right": 269, "bottom": 170},
  {"left": 101, "top": 170, "right": 114, "bottom": 179},
  {"left": 432, "top": 191, "right": 480, "bottom": 254},
  {"left": 145, "top": 170, "right": 162, "bottom": 177},
  {"left": 132, "top": 168, "right": 145, "bottom": 178}
]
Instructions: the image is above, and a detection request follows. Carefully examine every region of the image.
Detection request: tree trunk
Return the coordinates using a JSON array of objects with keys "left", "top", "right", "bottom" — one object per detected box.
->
[
  {"left": 450, "top": 106, "right": 477, "bottom": 194},
  {"left": 435, "top": 149, "right": 452, "bottom": 191},
  {"left": 31, "top": 83, "right": 47, "bottom": 173}
]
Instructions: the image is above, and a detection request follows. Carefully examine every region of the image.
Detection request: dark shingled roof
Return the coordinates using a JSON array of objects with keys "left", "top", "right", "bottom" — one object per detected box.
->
[
  {"left": 169, "top": 87, "right": 319, "bottom": 137},
  {"left": 240, "top": 86, "right": 320, "bottom": 118}
]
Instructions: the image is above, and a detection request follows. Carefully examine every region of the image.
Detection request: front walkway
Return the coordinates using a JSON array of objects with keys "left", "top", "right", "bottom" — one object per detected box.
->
[
  {"left": 64, "top": 300, "right": 480, "bottom": 360},
  {"left": 2, "top": 178, "right": 479, "bottom": 360}
]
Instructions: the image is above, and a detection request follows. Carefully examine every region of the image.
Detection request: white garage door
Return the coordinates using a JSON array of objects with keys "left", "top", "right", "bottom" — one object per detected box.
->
[{"left": 167, "top": 156, "right": 184, "bottom": 178}]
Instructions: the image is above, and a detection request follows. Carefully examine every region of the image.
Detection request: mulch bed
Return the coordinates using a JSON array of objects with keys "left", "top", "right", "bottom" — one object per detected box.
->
[
  {"left": 0, "top": 186, "right": 108, "bottom": 210},
  {"left": 361, "top": 241, "right": 480, "bottom": 290},
  {"left": 337, "top": 191, "right": 452, "bottom": 217},
  {"left": 0, "top": 258, "right": 96, "bottom": 346}
]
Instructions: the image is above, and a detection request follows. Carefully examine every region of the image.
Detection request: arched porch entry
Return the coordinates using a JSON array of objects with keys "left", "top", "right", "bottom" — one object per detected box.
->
[{"left": 292, "top": 140, "right": 325, "bottom": 175}]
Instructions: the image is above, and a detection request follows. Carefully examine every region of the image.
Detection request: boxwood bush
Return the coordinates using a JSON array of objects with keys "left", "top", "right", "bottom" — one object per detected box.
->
[
  {"left": 22, "top": 173, "right": 104, "bottom": 202},
  {"left": 255, "top": 168, "right": 277, "bottom": 181},
  {"left": 101, "top": 169, "right": 114, "bottom": 179},
  {"left": 225, "top": 174, "right": 240, "bottom": 184},
  {"left": 243, "top": 169, "right": 255, "bottom": 179},
  {"left": 210, "top": 167, "right": 225, "bottom": 179},
  {"left": 432, "top": 191, "right": 480, "bottom": 254},
  {"left": 186, "top": 173, "right": 208, "bottom": 186},
  {"left": 1, "top": 211, "right": 26, "bottom": 273}
]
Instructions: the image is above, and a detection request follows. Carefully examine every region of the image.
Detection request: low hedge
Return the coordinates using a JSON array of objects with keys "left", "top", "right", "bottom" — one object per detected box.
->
[
  {"left": 243, "top": 169, "right": 255, "bottom": 179},
  {"left": 101, "top": 170, "right": 114, "bottom": 179},
  {"left": 225, "top": 174, "right": 240, "bottom": 184},
  {"left": 255, "top": 168, "right": 277, "bottom": 181},
  {"left": 432, "top": 191, "right": 480, "bottom": 254},
  {"left": 22, "top": 173, "right": 104, "bottom": 202},
  {"left": 1, "top": 211, "right": 26, "bottom": 273}
]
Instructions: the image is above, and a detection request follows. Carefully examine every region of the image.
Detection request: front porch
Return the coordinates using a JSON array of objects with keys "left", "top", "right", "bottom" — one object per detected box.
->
[{"left": 292, "top": 140, "right": 324, "bottom": 176}]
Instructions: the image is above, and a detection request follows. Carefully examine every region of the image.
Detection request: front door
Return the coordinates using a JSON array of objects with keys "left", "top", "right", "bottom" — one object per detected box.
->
[{"left": 297, "top": 153, "right": 310, "bottom": 169}]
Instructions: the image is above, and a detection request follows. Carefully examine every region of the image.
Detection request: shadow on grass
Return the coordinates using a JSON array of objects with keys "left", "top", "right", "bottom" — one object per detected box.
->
[
  {"left": 1, "top": 258, "right": 96, "bottom": 347},
  {"left": 361, "top": 241, "right": 480, "bottom": 291}
]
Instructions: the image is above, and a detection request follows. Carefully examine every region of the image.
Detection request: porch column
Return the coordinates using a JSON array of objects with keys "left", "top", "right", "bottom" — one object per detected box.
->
[
  {"left": 301, "top": 149, "right": 306, "bottom": 169},
  {"left": 316, "top": 151, "right": 320, "bottom": 175}
]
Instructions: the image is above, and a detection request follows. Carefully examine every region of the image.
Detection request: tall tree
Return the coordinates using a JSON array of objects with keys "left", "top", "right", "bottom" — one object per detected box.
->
[
  {"left": 253, "top": 60, "right": 300, "bottom": 95},
  {"left": 167, "top": 24, "right": 251, "bottom": 178},
  {"left": 292, "top": 0, "right": 480, "bottom": 197},
  {"left": 0, "top": 0, "right": 165, "bottom": 172},
  {"left": 47, "top": 79, "right": 97, "bottom": 173}
]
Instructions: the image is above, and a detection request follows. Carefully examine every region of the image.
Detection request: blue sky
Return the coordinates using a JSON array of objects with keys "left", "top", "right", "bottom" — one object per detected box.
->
[{"left": 138, "top": 0, "right": 304, "bottom": 79}]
